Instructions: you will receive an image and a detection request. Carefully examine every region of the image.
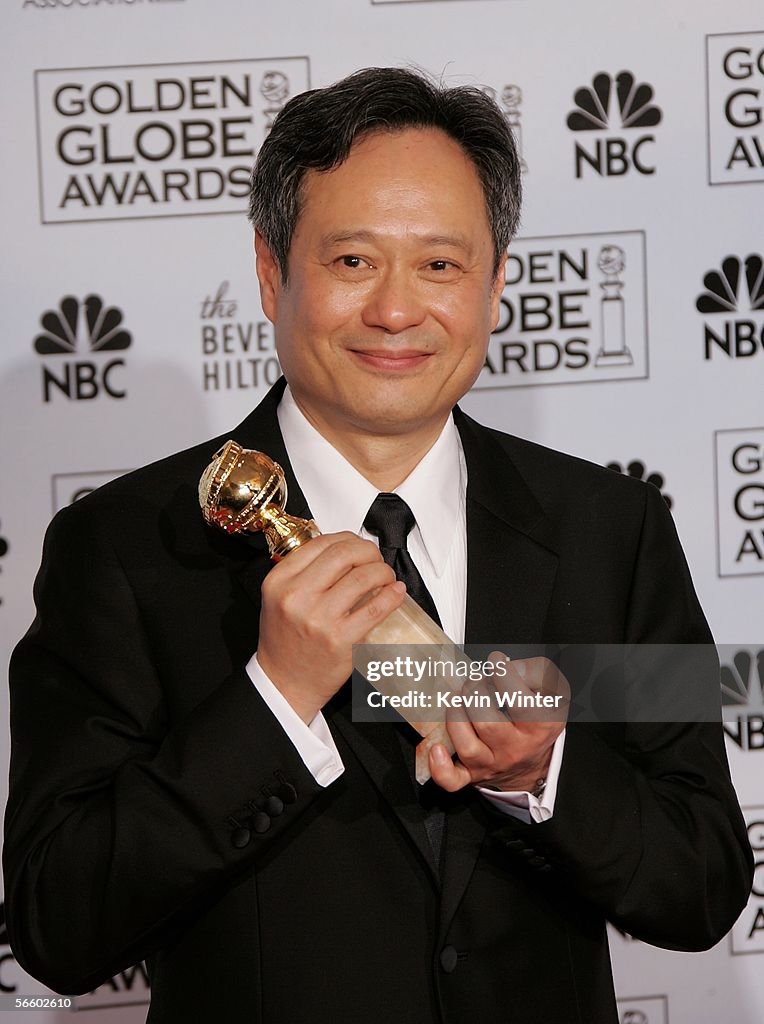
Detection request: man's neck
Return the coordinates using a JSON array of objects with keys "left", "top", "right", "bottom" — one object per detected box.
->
[{"left": 290, "top": 394, "right": 449, "bottom": 492}]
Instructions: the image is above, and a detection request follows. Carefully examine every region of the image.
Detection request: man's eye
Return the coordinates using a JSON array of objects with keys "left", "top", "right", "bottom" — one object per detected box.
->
[
  {"left": 428, "top": 260, "right": 455, "bottom": 272},
  {"left": 340, "top": 256, "right": 367, "bottom": 269}
]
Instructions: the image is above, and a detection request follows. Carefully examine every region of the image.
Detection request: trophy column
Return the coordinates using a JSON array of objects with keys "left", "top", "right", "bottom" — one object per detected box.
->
[{"left": 595, "top": 244, "right": 633, "bottom": 367}]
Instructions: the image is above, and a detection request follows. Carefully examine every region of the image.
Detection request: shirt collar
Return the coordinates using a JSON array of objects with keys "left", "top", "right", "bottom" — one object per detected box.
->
[{"left": 276, "top": 385, "right": 464, "bottom": 578}]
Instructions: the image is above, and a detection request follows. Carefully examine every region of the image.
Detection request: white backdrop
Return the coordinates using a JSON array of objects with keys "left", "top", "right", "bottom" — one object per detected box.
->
[{"left": 1, "top": 1, "right": 763, "bottom": 1022}]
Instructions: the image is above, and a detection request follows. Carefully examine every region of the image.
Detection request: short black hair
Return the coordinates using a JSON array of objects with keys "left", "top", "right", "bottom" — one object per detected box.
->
[{"left": 249, "top": 67, "right": 522, "bottom": 282}]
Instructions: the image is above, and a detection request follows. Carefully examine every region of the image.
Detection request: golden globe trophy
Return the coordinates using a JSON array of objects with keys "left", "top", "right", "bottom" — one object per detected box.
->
[{"left": 199, "top": 440, "right": 464, "bottom": 782}]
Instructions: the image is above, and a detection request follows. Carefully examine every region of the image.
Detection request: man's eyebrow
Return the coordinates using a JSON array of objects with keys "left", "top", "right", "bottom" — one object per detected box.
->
[{"left": 319, "top": 229, "right": 474, "bottom": 250}]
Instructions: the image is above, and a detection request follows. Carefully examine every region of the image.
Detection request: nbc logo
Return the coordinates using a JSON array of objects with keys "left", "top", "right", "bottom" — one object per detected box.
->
[
  {"left": 567, "top": 71, "right": 662, "bottom": 178},
  {"left": 0, "top": 900, "right": 20, "bottom": 994},
  {"left": 721, "top": 647, "right": 764, "bottom": 752},
  {"left": 605, "top": 461, "right": 672, "bottom": 509},
  {"left": 0, "top": 520, "right": 7, "bottom": 608},
  {"left": 696, "top": 255, "right": 764, "bottom": 359},
  {"left": 33, "top": 295, "right": 131, "bottom": 402}
]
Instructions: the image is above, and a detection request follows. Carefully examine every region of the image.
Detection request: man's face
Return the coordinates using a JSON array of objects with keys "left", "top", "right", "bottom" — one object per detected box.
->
[{"left": 256, "top": 127, "right": 507, "bottom": 444}]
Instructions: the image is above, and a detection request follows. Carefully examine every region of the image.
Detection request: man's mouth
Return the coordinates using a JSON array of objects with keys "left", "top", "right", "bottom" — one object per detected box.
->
[{"left": 348, "top": 348, "right": 433, "bottom": 372}]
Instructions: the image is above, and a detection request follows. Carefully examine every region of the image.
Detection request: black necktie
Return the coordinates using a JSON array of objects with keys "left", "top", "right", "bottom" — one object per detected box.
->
[
  {"left": 362, "top": 493, "right": 441, "bottom": 627},
  {"left": 363, "top": 493, "right": 446, "bottom": 870}
]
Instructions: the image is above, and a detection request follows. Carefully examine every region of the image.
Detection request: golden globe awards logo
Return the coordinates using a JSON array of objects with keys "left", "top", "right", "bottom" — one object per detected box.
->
[
  {"left": 730, "top": 806, "right": 764, "bottom": 954},
  {"left": 714, "top": 428, "right": 764, "bottom": 575},
  {"left": 476, "top": 230, "right": 648, "bottom": 389},
  {"left": 567, "top": 71, "right": 662, "bottom": 178},
  {"left": 75, "top": 963, "right": 150, "bottom": 1010},
  {"left": 34, "top": 58, "right": 310, "bottom": 223},
  {"left": 616, "top": 995, "right": 668, "bottom": 1024},
  {"left": 371, "top": 0, "right": 483, "bottom": 3},
  {"left": 706, "top": 31, "right": 764, "bottom": 185},
  {"left": 480, "top": 83, "right": 528, "bottom": 173},
  {"left": 34, "top": 294, "right": 131, "bottom": 402},
  {"left": 51, "top": 470, "right": 130, "bottom": 513},
  {"left": 199, "top": 281, "right": 281, "bottom": 392},
  {"left": 24, "top": 0, "right": 185, "bottom": 8}
]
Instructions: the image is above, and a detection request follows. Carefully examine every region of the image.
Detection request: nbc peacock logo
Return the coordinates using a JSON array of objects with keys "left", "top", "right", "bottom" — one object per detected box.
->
[
  {"left": 33, "top": 294, "right": 131, "bottom": 402},
  {"left": 696, "top": 255, "right": 764, "bottom": 360},
  {"left": 0, "top": 521, "right": 7, "bottom": 608},
  {"left": 721, "top": 648, "right": 764, "bottom": 752},
  {"left": 567, "top": 71, "right": 662, "bottom": 178},
  {"left": 605, "top": 461, "right": 673, "bottom": 509}
]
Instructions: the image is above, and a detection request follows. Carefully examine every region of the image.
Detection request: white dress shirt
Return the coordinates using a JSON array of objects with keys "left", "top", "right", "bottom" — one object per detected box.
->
[{"left": 246, "top": 385, "right": 564, "bottom": 823}]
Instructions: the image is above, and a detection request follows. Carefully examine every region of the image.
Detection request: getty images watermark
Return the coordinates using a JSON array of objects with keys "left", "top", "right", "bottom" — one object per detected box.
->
[
  {"left": 364, "top": 654, "right": 564, "bottom": 713},
  {"left": 351, "top": 644, "right": 745, "bottom": 724}
]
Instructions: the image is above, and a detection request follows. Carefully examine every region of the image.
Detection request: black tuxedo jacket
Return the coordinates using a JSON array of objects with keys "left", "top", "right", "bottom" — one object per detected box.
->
[{"left": 4, "top": 380, "right": 752, "bottom": 1024}]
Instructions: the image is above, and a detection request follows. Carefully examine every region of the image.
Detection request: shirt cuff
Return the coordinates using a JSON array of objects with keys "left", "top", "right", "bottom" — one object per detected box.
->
[
  {"left": 246, "top": 652, "right": 345, "bottom": 787},
  {"left": 475, "top": 728, "right": 566, "bottom": 824}
]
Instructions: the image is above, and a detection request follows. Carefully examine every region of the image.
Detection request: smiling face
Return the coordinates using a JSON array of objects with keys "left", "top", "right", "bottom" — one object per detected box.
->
[{"left": 255, "top": 127, "right": 507, "bottom": 450}]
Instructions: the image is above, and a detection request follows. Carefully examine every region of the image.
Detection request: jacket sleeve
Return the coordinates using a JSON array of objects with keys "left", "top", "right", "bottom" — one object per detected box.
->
[
  {"left": 487, "top": 483, "right": 753, "bottom": 951},
  {"left": 3, "top": 500, "right": 323, "bottom": 994}
]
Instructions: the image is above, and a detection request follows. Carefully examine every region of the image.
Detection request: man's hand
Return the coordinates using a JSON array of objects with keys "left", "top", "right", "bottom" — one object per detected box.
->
[
  {"left": 257, "top": 532, "right": 406, "bottom": 723},
  {"left": 427, "top": 656, "right": 569, "bottom": 793}
]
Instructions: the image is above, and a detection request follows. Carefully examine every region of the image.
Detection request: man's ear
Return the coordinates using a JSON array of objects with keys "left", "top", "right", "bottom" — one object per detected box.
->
[
  {"left": 489, "top": 250, "right": 508, "bottom": 332},
  {"left": 254, "top": 230, "right": 281, "bottom": 324}
]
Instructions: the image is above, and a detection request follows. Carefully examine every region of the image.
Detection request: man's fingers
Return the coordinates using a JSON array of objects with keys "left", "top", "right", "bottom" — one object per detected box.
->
[
  {"left": 319, "top": 560, "right": 398, "bottom": 620},
  {"left": 428, "top": 743, "right": 473, "bottom": 793},
  {"left": 345, "top": 579, "right": 407, "bottom": 637},
  {"left": 268, "top": 532, "right": 382, "bottom": 584},
  {"left": 445, "top": 710, "right": 496, "bottom": 771}
]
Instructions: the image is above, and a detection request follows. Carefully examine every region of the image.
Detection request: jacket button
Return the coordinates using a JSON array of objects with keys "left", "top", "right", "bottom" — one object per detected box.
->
[
  {"left": 264, "top": 795, "right": 284, "bottom": 817},
  {"left": 521, "top": 847, "right": 536, "bottom": 858},
  {"left": 231, "top": 827, "right": 251, "bottom": 849},
  {"left": 505, "top": 838, "right": 524, "bottom": 850},
  {"left": 277, "top": 782, "right": 298, "bottom": 804},
  {"left": 252, "top": 811, "right": 271, "bottom": 834},
  {"left": 529, "top": 856, "right": 546, "bottom": 868},
  {"left": 439, "top": 946, "right": 458, "bottom": 973}
]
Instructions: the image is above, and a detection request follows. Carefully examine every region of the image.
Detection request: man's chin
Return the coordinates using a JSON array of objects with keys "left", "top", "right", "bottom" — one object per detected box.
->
[{"left": 347, "top": 400, "right": 447, "bottom": 438}]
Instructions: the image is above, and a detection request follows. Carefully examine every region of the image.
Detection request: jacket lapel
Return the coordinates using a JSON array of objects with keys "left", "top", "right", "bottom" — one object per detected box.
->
[
  {"left": 438, "top": 408, "right": 560, "bottom": 936},
  {"left": 455, "top": 407, "right": 559, "bottom": 649},
  {"left": 330, "top": 699, "right": 441, "bottom": 879}
]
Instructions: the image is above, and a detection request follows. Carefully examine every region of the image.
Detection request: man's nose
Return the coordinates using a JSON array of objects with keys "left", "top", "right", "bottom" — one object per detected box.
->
[{"left": 361, "top": 270, "right": 427, "bottom": 333}]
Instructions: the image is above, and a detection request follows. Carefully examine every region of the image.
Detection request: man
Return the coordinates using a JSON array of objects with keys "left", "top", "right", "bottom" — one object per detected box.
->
[{"left": 4, "top": 68, "right": 752, "bottom": 1024}]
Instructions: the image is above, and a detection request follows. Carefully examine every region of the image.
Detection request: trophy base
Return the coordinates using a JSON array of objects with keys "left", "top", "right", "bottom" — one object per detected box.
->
[{"left": 595, "top": 348, "right": 633, "bottom": 367}]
